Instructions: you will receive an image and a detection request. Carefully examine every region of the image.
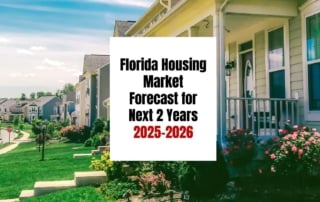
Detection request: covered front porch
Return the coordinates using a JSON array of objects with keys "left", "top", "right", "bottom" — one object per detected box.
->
[{"left": 216, "top": 0, "right": 305, "bottom": 139}]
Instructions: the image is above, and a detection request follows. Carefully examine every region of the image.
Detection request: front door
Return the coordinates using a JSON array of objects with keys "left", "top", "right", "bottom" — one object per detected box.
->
[{"left": 240, "top": 50, "right": 253, "bottom": 129}]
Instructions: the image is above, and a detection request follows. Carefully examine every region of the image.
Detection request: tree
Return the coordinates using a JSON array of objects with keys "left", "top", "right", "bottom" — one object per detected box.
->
[
  {"left": 13, "top": 115, "right": 20, "bottom": 126},
  {"left": 36, "top": 91, "right": 45, "bottom": 98},
  {"left": 30, "top": 92, "right": 36, "bottom": 100},
  {"left": 61, "top": 83, "right": 75, "bottom": 94},
  {"left": 45, "top": 92, "right": 53, "bottom": 96},
  {"left": 20, "top": 93, "right": 26, "bottom": 100}
]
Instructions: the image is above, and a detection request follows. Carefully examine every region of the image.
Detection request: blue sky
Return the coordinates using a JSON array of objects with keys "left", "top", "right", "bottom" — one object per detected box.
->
[{"left": 0, "top": 0, "right": 152, "bottom": 98}]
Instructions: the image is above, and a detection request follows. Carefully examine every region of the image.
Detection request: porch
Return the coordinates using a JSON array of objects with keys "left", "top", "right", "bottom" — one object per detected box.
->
[{"left": 226, "top": 97, "right": 299, "bottom": 136}]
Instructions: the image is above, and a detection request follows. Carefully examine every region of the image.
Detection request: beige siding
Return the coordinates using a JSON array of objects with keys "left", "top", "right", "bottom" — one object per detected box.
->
[
  {"left": 254, "top": 30, "right": 266, "bottom": 98},
  {"left": 289, "top": 14, "right": 304, "bottom": 123},
  {"left": 228, "top": 42, "right": 238, "bottom": 97}
]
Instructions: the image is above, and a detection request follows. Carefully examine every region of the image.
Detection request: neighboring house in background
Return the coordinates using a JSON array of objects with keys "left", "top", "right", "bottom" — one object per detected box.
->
[
  {"left": 26, "top": 96, "right": 60, "bottom": 122},
  {"left": 10, "top": 101, "right": 30, "bottom": 121},
  {"left": 74, "top": 54, "right": 110, "bottom": 127},
  {"left": 113, "top": 20, "right": 136, "bottom": 36},
  {"left": 105, "top": 20, "right": 135, "bottom": 120},
  {"left": 126, "top": 0, "right": 320, "bottom": 138},
  {"left": 0, "top": 99, "right": 16, "bottom": 122},
  {"left": 59, "top": 91, "right": 76, "bottom": 124},
  {"left": 97, "top": 64, "right": 110, "bottom": 121}
]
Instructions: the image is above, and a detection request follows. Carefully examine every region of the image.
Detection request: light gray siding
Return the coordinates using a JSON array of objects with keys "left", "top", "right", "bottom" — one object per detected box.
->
[
  {"left": 254, "top": 30, "right": 266, "bottom": 98},
  {"left": 289, "top": 14, "right": 305, "bottom": 123}
]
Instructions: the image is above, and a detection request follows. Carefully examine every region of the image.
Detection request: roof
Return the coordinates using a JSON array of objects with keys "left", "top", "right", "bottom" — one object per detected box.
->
[
  {"left": 63, "top": 91, "right": 76, "bottom": 103},
  {"left": 0, "top": 98, "right": 7, "bottom": 104},
  {"left": 0, "top": 99, "right": 17, "bottom": 108},
  {"left": 29, "top": 96, "right": 58, "bottom": 107},
  {"left": 83, "top": 55, "right": 110, "bottom": 74},
  {"left": 114, "top": 20, "right": 136, "bottom": 36}
]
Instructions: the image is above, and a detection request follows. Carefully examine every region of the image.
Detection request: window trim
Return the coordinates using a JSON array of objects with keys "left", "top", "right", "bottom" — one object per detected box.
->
[{"left": 301, "top": 0, "right": 320, "bottom": 121}]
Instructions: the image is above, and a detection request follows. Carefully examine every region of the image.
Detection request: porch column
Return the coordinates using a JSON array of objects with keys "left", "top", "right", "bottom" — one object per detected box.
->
[{"left": 216, "top": 0, "right": 228, "bottom": 146}]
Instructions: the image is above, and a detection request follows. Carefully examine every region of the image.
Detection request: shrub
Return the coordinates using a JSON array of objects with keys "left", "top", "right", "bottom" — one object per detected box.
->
[
  {"left": 84, "top": 138, "right": 93, "bottom": 147},
  {"left": 268, "top": 123, "right": 320, "bottom": 177},
  {"left": 90, "top": 151, "right": 113, "bottom": 173},
  {"left": 100, "top": 180, "right": 139, "bottom": 200},
  {"left": 138, "top": 172, "right": 170, "bottom": 195},
  {"left": 91, "top": 118, "right": 106, "bottom": 136},
  {"left": 223, "top": 129, "right": 256, "bottom": 166},
  {"left": 60, "top": 125, "right": 90, "bottom": 142},
  {"left": 90, "top": 151, "right": 140, "bottom": 181}
]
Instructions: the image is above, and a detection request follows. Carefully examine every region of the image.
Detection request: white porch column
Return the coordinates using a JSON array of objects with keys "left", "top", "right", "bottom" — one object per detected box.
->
[{"left": 216, "top": 0, "right": 228, "bottom": 145}]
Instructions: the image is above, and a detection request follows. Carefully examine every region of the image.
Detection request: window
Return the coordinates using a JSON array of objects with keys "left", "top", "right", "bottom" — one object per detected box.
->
[
  {"left": 267, "top": 27, "right": 286, "bottom": 99},
  {"left": 306, "top": 13, "right": 320, "bottom": 111},
  {"left": 268, "top": 27, "right": 284, "bottom": 69}
]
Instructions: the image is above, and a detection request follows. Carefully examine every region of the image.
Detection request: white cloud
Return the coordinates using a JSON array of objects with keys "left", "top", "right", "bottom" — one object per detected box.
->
[
  {"left": 87, "top": 0, "right": 153, "bottom": 8},
  {"left": 0, "top": 37, "right": 10, "bottom": 43},
  {"left": 58, "top": 80, "right": 66, "bottom": 83},
  {"left": 43, "top": 58, "right": 64, "bottom": 66},
  {"left": 30, "top": 46, "right": 46, "bottom": 51},
  {"left": 0, "top": 32, "right": 107, "bottom": 98},
  {"left": 34, "top": 66, "right": 54, "bottom": 70},
  {"left": 16, "top": 49, "right": 34, "bottom": 55},
  {"left": 9, "top": 72, "right": 36, "bottom": 78}
]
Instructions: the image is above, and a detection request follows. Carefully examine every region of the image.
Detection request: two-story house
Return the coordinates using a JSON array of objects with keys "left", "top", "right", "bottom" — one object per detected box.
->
[
  {"left": 26, "top": 96, "right": 60, "bottom": 122},
  {"left": 75, "top": 55, "right": 110, "bottom": 127},
  {"left": 123, "top": 0, "right": 320, "bottom": 141}
]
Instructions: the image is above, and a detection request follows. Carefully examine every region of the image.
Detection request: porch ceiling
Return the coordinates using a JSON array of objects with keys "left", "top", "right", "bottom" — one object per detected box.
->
[
  {"left": 224, "top": 0, "right": 298, "bottom": 17},
  {"left": 224, "top": 14, "right": 283, "bottom": 33}
]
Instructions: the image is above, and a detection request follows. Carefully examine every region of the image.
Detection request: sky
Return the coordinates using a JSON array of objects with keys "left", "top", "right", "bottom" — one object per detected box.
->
[{"left": 0, "top": 0, "right": 153, "bottom": 98}]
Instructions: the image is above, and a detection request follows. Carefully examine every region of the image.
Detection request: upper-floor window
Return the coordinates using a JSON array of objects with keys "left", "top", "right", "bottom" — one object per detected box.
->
[
  {"left": 306, "top": 12, "right": 320, "bottom": 111},
  {"left": 267, "top": 26, "right": 287, "bottom": 101},
  {"left": 268, "top": 27, "right": 284, "bottom": 70}
]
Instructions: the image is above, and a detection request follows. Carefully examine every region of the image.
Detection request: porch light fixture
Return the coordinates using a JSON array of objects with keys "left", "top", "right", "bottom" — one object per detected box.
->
[{"left": 225, "top": 61, "right": 235, "bottom": 76}]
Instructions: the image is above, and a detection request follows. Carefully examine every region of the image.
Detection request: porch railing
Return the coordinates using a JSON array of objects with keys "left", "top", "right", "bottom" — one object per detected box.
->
[{"left": 226, "top": 97, "right": 299, "bottom": 136}]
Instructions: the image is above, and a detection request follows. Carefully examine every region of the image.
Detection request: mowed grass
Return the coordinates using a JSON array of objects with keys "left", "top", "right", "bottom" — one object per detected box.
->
[
  {"left": 21, "top": 187, "right": 110, "bottom": 202},
  {"left": 0, "top": 141, "right": 94, "bottom": 199}
]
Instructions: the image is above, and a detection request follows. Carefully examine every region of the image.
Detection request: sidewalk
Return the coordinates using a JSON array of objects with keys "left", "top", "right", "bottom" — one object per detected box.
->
[{"left": 0, "top": 131, "right": 30, "bottom": 155}]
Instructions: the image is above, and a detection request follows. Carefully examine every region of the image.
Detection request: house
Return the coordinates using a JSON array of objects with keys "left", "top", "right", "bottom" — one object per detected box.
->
[
  {"left": 0, "top": 99, "right": 16, "bottom": 122},
  {"left": 9, "top": 101, "right": 30, "bottom": 122},
  {"left": 58, "top": 91, "right": 76, "bottom": 124},
  {"left": 75, "top": 55, "right": 110, "bottom": 127},
  {"left": 26, "top": 96, "right": 59, "bottom": 122},
  {"left": 125, "top": 0, "right": 320, "bottom": 139},
  {"left": 113, "top": 20, "right": 136, "bottom": 37},
  {"left": 96, "top": 64, "right": 110, "bottom": 121}
]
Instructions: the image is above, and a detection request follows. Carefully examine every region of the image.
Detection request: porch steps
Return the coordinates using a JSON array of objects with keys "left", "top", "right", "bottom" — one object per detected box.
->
[
  {"left": 91, "top": 146, "right": 109, "bottom": 155},
  {"left": 19, "top": 171, "right": 107, "bottom": 200},
  {"left": 19, "top": 190, "right": 34, "bottom": 199},
  {"left": 34, "top": 180, "right": 76, "bottom": 196},
  {"left": 75, "top": 171, "right": 107, "bottom": 186}
]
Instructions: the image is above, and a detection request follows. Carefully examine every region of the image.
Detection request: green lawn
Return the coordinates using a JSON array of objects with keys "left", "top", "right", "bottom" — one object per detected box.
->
[
  {"left": 21, "top": 187, "right": 111, "bottom": 202},
  {"left": 0, "top": 142, "right": 10, "bottom": 149},
  {"left": 0, "top": 141, "right": 94, "bottom": 199}
]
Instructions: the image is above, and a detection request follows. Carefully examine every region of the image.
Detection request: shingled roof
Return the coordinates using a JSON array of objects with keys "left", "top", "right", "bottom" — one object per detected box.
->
[
  {"left": 113, "top": 20, "right": 136, "bottom": 37},
  {"left": 83, "top": 54, "right": 110, "bottom": 74}
]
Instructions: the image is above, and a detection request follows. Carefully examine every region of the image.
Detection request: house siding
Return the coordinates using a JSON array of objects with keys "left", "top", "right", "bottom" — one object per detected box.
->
[
  {"left": 90, "top": 75, "right": 97, "bottom": 127},
  {"left": 289, "top": 14, "right": 305, "bottom": 124},
  {"left": 228, "top": 42, "right": 238, "bottom": 97},
  {"left": 98, "top": 65, "right": 109, "bottom": 119},
  {"left": 254, "top": 30, "right": 266, "bottom": 98},
  {"left": 42, "top": 97, "right": 59, "bottom": 120}
]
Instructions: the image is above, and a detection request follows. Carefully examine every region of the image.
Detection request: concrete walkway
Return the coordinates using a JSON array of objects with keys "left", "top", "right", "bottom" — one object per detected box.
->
[{"left": 0, "top": 131, "right": 31, "bottom": 155}]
